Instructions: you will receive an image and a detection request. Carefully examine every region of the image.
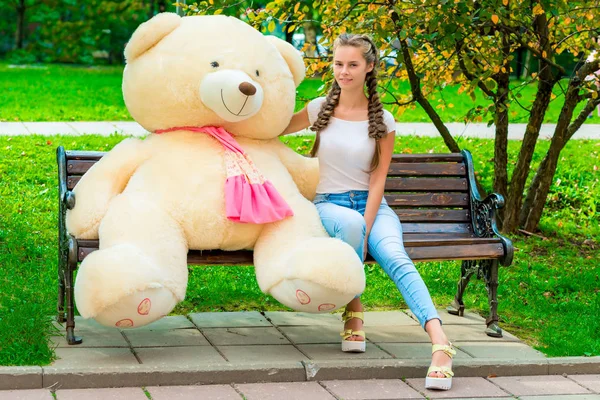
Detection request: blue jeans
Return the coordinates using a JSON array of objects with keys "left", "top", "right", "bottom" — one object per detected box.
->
[{"left": 313, "top": 190, "right": 440, "bottom": 328}]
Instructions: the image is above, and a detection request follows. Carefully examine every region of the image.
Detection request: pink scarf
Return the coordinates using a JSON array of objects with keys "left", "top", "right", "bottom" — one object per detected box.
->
[{"left": 155, "top": 126, "right": 293, "bottom": 224}]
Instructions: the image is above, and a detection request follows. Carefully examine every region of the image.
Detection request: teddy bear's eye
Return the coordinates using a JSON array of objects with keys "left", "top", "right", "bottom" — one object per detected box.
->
[
  {"left": 255, "top": 70, "right": 260, "bottom": 77},
  {"left": 210, "top": 61, "right": 219, "bottom": 68}
]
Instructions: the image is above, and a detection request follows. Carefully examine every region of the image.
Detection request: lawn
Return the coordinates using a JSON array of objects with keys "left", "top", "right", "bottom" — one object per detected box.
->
[
  {"left": 1, "top": 63, "right": 599, "bottom": 124},
  {"left": 0, "top": 134, "right": 598, "bottom": 366}
]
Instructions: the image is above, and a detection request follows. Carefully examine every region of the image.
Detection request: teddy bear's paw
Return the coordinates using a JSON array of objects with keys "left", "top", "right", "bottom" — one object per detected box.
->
[
  {"left": 93, "top": 285, "right": 178, "bottom": 329},
  {"left": 270, "top": 279, "right": 355, "bottom": 313},
  {"left": 265, "top": 237, "right": 366, "bottom": 313}
]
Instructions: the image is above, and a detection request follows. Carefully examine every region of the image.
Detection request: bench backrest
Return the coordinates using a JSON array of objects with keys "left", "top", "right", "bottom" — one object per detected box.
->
[{"left": 63, "top": 151, "right": 475, "bottom": 239}]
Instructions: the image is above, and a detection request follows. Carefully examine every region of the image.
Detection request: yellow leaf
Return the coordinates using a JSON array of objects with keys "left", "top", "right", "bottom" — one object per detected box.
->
[
  {"left": 268, "top": 20, "right": 275, "bottom": 32},
  {"left": 542, "top": 50, "right": 547, "bottom": 58},
  {"left": 592, "top": 91, "right": 599, "bottom": 99},
  {"left": 502, "top": 0, "right": 508, "bottom": 5},
  {"left": 448, "top": 103, "right": 455, "bottom": 108},
  {"left": 564, "top": 17, "right": 571, "bottom": 25},
  {"left": 294, "top": 2, "right": 300, "bottom": 13},
  {"left": 491, "top": 14, "right": 499, "bottom": 24},
  {"left": 533, "top": 4, "right": 543, "bottom": 16},
  {"left": 208, "top": 0, "right": 213, "bottom": 4}
]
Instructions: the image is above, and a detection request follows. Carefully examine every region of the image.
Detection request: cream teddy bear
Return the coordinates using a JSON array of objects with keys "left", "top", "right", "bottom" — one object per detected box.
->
[{"left": 66, "top": 13, "right": 365, "bottom": 328}]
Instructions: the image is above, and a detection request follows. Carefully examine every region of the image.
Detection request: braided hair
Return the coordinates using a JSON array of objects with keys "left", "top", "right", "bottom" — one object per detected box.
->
[{"left": 310, "top": 33, "right": 388, "bottom": 171}]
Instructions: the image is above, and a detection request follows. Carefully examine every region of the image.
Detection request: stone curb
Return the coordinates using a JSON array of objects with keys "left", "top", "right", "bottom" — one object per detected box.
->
[{"left": 1, "top": 357, "right": 599, "bottom": 390}]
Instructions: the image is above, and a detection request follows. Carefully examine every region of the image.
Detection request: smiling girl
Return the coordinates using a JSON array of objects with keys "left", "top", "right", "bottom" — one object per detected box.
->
[{"left": 281, "top": 33, "right": 456, "bottom": 391}]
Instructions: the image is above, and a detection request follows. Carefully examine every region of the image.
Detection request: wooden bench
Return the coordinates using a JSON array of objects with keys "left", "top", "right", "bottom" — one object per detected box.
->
[{"left": 57, "top": 146, "right": 513, "bottom": 345}]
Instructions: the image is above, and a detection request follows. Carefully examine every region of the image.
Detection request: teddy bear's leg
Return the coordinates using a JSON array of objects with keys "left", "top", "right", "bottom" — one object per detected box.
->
[
  {"left": 74, "top": 194, "right": 188, "bottom": 328},
  {"left": 253, "top": 197, "right": 365, "bottom": 313}
]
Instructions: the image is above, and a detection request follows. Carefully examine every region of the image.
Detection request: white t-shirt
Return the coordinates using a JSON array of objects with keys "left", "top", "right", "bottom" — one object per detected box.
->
[{"left": 307, "top": 97, "right": 396, "bottom": 194}]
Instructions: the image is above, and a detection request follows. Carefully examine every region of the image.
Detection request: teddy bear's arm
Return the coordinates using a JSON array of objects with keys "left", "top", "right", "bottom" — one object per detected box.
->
[
  {"left": 273, "top": 141, "right": 319, "bottom": 201},
  {"left": 66, "top": 138, "right": 150, "bottom": 239}
]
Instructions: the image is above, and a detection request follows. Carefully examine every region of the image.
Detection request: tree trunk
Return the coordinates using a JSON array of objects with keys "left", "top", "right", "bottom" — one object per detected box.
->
[
  {"left": 15, "top": 0, "right": 25, "bottom": 50},
  {"left": 493, "top": 34, "right": 511, "bottom": 201},
  {"left": 396, "top": 37, "right": 460, "bottom": 153},
  {"left": 520, "top": 50, "right": 531, "bottom": 80},
  {"left": 502, "top": 9, "right": 556, "bottom": 233},
  {"left": 522, "top": 96, "right": 600, "bottom": 231}
]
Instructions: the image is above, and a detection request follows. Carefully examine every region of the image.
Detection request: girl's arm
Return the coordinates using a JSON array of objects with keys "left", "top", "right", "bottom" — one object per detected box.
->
[
  {"left": 280, "top": 106, "right": 310, "bottom": 136},
  {"left": 363, "top": 131, "right": 396, "bottom": 258}
]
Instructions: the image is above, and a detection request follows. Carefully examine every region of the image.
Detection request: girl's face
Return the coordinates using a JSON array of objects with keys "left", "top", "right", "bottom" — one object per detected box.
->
[{"left": 333, "top": 45, "right": 374, "bottom": 91}]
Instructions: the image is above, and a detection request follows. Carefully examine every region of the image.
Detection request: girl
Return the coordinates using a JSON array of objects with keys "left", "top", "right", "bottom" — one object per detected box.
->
[{"left": 281, "top": 33, "right": 455, "bottom": 391}]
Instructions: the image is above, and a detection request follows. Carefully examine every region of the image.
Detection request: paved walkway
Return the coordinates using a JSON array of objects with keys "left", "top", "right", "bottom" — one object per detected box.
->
[
  {"left": 2, "top": 374, "right": 600, "bottom": 399},
  {"left": 0, "top": 121, "right": 599, "bottom": 139},
  {"left": 2, "top": 310, "right": 599, "bottom": 397}
]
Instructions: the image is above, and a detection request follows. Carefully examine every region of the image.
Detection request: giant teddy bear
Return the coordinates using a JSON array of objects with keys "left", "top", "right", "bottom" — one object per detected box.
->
[{"left": 66, "top": 13, "right": 366, "bottom": 328}]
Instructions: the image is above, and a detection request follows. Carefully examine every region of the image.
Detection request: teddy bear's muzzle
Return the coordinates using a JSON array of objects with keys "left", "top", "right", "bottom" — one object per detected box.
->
[{"left": 200, "top": 69, "right": 264, "bottom": 122}]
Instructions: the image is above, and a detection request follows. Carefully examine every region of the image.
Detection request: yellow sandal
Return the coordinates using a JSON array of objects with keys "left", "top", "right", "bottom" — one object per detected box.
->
[
  {"left": 425, "top": 343, "right": 456, "bottom": 390},
  {"left": 340, "top": 310, "right": 366, "bottom": 353}
]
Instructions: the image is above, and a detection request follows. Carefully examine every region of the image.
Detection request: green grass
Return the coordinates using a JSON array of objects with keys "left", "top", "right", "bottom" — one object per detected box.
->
[
  {"left": 1, "top": 63, "right": 599, "bottom": 124},
  {"left": 0, "top": 134, "right": 598, "bottom": 365}
]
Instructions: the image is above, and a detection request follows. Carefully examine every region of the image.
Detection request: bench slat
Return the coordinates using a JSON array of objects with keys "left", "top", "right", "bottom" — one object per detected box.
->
[
  {"left": 401, "top": 223, "right": 472, "bottom": 234},
  {"left": 391, "top": 154, "right": 464, "bottom": 163},
  {"left": 66, "top": 151, "right": 104, "bottom": 161},
  {"left": 405, "top": 243, "right": 504, "bottom": 261},
  {"left": 67, "top": 160, "right": 96, "bottom": 175},
  {"left": 394, "top": 209, "right": 470, "bottom": 222},
  {"left": 385, "top": 178, "right": 468, "bottom": 192},
  {"left": 387, "top": 163, "right": 466, "bottom": 177},
  {"left": 384, "top": 193, "right": 468, "bottom": 207}
]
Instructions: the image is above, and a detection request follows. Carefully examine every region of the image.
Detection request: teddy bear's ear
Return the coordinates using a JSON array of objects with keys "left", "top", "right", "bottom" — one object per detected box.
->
[
  {"left": 266, "top": 36, "right": 306, "bottom": 87},
  {"left": 124, "top": 13, "right": 182, "bottom": 62}
]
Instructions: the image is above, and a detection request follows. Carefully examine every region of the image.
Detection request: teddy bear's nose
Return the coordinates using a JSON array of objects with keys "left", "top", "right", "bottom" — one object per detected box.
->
[{"left": 238, "top": 82, "right": 257, "bottom": 96}]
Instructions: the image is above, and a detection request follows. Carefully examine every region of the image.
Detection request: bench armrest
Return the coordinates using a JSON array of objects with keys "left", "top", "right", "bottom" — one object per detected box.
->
[{"left": 462, "top": 150, "right": 514, "bottom": 266}]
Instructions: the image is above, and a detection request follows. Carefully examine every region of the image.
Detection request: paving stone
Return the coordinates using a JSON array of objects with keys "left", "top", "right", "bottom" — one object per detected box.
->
[
  {"left": 406, "top": 309, "right": 487, "bottom": 325},
  {"left": 147, "top": 384, "right": 242, "bottom": 400},
  {"left": 55, "top": 387, "right": 148, "bottom": 400},
  {"left": 406, "top": 376, "right": 510, "bottom": 398},
  {"left": 52, "top": 348, "right": 139, "bottom": 367},
  {"left": 236, "top": 382, "right": 335, "bottom": 400},
  {"left": 0, "top": 122, "right": 30, "bottom": 135},
  {"left": 202, "top": 327, "right": 290, "bottom": 346},
  {"left": 67, "top": 122, "right": 121, "bottom": 135},
  {"left": 490, "top": 375, "right": 592, "bottom": 396},
  {"left": 279, "top": 325, "right": 343, "bottom": 344},
  {"left": 217, "top": 345, "right": 307, "bottom": 363},
  {"left": 51, "top": 329, "right": 129, "bottom": 348},
  {"left": 135, "top": 346, "right": 226, "bottom": 366},
  {"left": 304, "top": 359, "right": 428, "bottom": 381},
  {"left": 453, "top": 341, "right": 546, "bottom": 360},
  {"left": 442, "top": 324, "right": 521, "bottom": 342},
  {"left": 0, "top": 367, "right": 43, "bottom": 390},
  {"left": 129, "top": 316, "right": 195, "bottom": 330},
  {"left": 190, "top": 312, "right": 271, "bottom": 328},
  {"left": 569, "top": 375, "right": 600, "bottom": 393},
  {"left": 363, "top": 325, "right": 432, "bottom": 343},
  {"left": 378, "top": 343, "right": 472, "bottom": 360},
  {"left": 363, "top": 311, "right": 420, "bottom": 326},
  {"left": 322, "top": 379, "right": 424, "bottom": 399},
  {"left": 298, "top": 343, "right": 393, "bottom": 360},
  {"left": 264, "top": 311, "right": 340, "bottom": 326},
  {"left": 0, "top": 389, "right": 53, "bottom": 399},
  {"left": 23, "top": 122, "right": 77, "bottom": 135},
  {"left": 519, "top": 396, "right": 600, "bottom": 400},
  {"left": 123, "top": 328, "right": 209, "bottom": 347}
]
